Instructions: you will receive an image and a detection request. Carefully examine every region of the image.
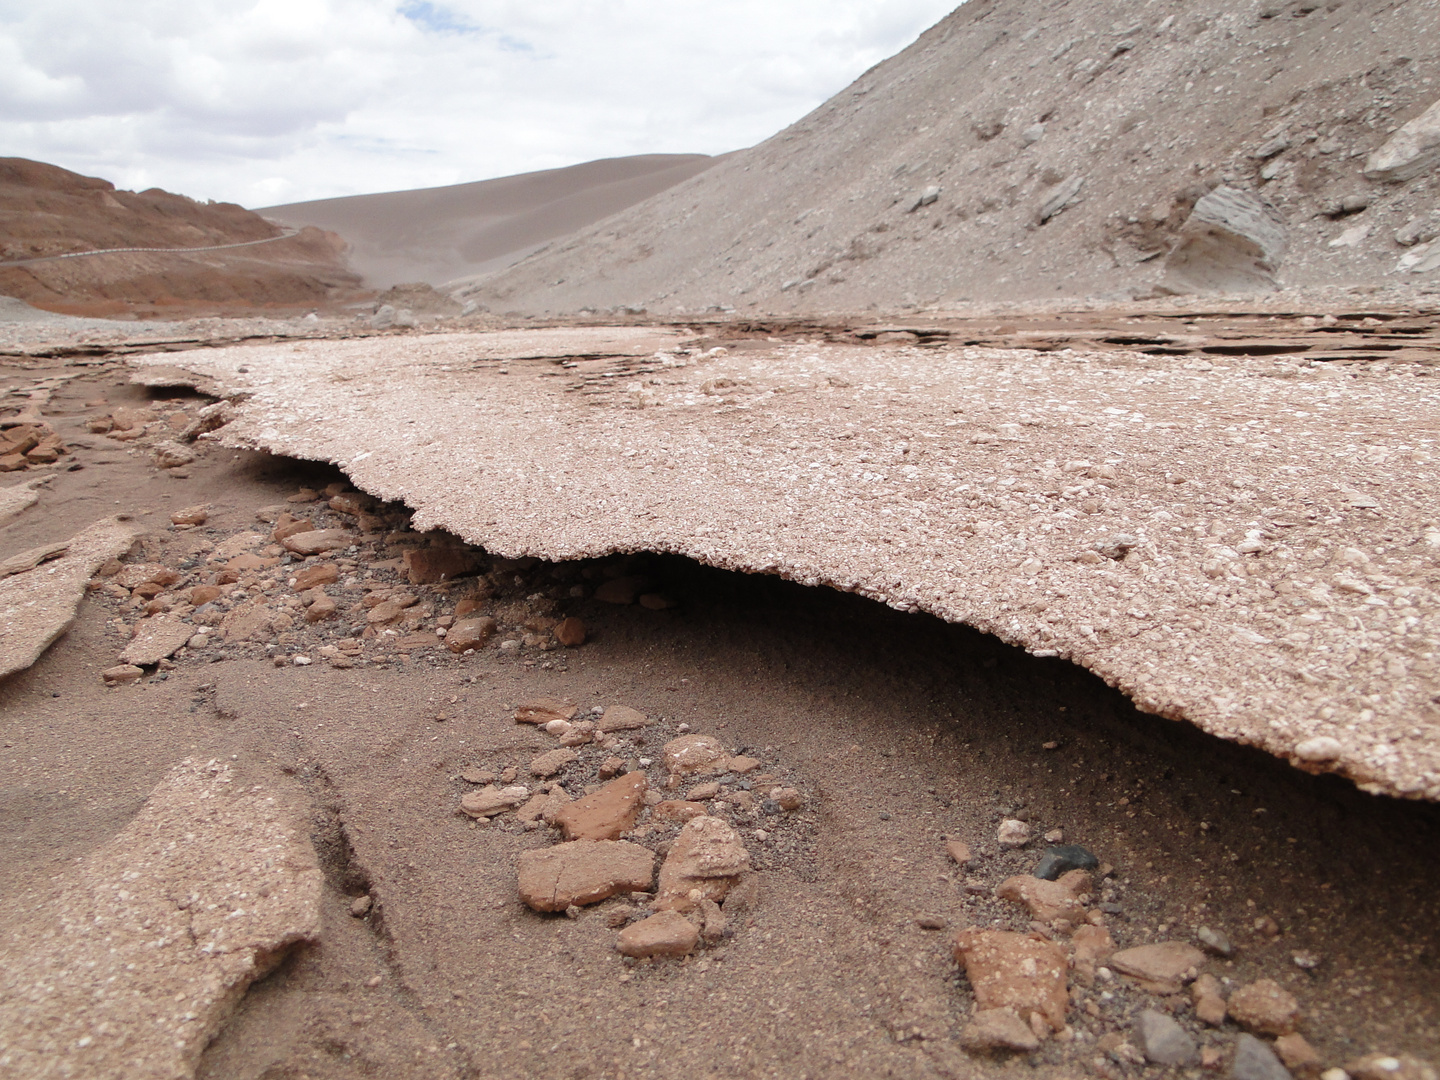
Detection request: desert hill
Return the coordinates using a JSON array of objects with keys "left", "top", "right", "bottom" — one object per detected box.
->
[
  {"left": 259, "top": 153, "right": 725, "bottom": 290},
  {"left": 467, "top": 0, "right": 1440, "bottom": 316},
  {"left": 0, "top": 158, "right": 362, "bottom": 318}
]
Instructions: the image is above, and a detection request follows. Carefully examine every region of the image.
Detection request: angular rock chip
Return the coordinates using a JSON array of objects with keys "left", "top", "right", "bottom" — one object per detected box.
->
[
  {"left": 597, "top": 705, "right": 651, "bottom": 732},
  {"left": 282, "top": 529, "right": 351, "bottom": 555},
  {"left": 1034, "top": 844, "right": 1099, "bottom": 880},
  {"left": 655, "top": 815, "right": 751, "bottom": 912},
  {"left": 616, "top": 911, "right": 699, "bottom": 958},
  {"left": 530, "top": 748, "right": 579, "bottom": 778},
  {"left": 0, "top": 517, "right": 138, "bottom": 679},
  {"left": 0, "top": 759, "right": 322, "bottom": 1080},
  {"left": 960, "top": 1007, "right": 1041, "bottom": 1053},
  {"left": 1192, "top": 973, "right": 1228, "bottom": 1026},
  {"left": 460, "top": 784, "right": 529, "bottom": 818},
  {"left": 516, "top": 697, "right": 578, "bottom": 725},
  {"left": 517, "top": 839, "right": 654, "bottom": 912},
  {"left": 995, "top": 870, "right": 1091, "bottom": 924},
  {"left": 952, "top": 928, "right": 1069, "bottom": 1033},
  {"left": 119, "top": 614, "right": 195, "bottom": 666},
  {"left": 292, "top": 562, "right": 340, "bottom": 590},
  {"left": 1110, "top": 941, "right": 1206, "bottom": 994},
  {"left": 553, "top": 772, "right": 647, "bottom": 840}
]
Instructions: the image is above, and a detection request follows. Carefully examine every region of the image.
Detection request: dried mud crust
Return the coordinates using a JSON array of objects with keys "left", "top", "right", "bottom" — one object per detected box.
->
[
  {"left": 128, "top": 321, "right": 1440, "bottom": 801},
  {"left": 1, "top": 349, "right": 1437, "bottom": 1080}
]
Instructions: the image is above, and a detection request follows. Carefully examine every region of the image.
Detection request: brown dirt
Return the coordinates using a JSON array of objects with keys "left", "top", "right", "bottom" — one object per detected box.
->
[
  {"left": 0, "top": 158, "right": 365, "bottom": 319},
  {"left": 1, "top": 332, "right": 1436, "bottom": 1079}
]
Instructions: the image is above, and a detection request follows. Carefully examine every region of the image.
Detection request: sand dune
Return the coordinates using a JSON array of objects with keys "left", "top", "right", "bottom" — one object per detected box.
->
[{"left": 258, "top": 153, "right": 726, "bottom": 291}]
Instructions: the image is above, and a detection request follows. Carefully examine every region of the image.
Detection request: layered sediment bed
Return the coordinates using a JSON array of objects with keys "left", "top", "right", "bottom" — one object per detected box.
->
[{"left": 133, "top": 324, "right": 1440, "bottom": 800}]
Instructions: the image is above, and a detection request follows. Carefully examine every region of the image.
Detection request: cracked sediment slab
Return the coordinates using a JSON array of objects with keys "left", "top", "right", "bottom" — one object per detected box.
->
[
  {"left": 133, "top": 328, "right": 1440, "bottom": 800},
  {"left": 0, "top": 515, "right": 140, "bottom": 678},
  {"left": 0, "top": 760, "right": 322, "bottom": 1080}
]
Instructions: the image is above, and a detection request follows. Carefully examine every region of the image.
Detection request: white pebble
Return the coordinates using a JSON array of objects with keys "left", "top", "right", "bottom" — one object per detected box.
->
[
  {"left": 544, "top": 719, "right": 572, "bottom": 736},
  {"left": 638, "top": 757, "right": 653, "bottom": 767},
  {"left": 292, "top": 656, "right": 312, "bottom": 666},
  {"left": 1294, "top": 736, "right": 1343, "bottom": 763},
  {"left": 677, "top": 722, "right": 691, "bottom": 732}
]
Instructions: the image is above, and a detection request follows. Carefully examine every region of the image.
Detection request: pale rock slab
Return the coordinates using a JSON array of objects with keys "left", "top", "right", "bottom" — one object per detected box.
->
[
  {"left": 0, "top": 516, "right": 138, "bottom": 679},
  {"left": 0, "top": 760, "right": 322, "bottom": 1080}
]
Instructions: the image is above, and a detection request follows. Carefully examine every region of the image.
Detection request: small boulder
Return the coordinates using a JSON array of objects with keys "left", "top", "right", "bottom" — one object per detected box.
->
[
  {"left": 1232, "top": 1033, "right": 1294, "bottom": 1080},
  {"left": 1109, "top": 942, "right": 1205, "bottom": 994},
  {"left": 282, "top": 529, "right": 351, "bottom": 556},
  {"left": 952, "top": 928, "right": 1068, "bottom": 1034},
  {"left": 995, "top": 870, "right": 1091, "bottom": 924},
  {"left": 515, "top": 697, "right": 577, "bottom": 724},
  {"left": 1192, "top": 973, "right": 1228, "bottom": 1026},
  {"left": 1135, "top": 1009, "right": 1198, "bottom": 1067},
  {"left": 1228, "top": 978, "right": 1301, "bottom": 1036},
  {"left": 555, "top": 616, "right": 586, "bottom": 646},
  {"left": 1365, "top": 98, "right": 1440, "bottom": 182},
  {"left": 597, "top": 705, "right": 650, "bottom": 732},
  {"left": 997, "top": 819, "right": 1032, "bottom": 848},
  {"left": 403, "top": 546, "right": 482, "bottom": 585},
  {"left": 517, "top": 840, "right": 654, "bottom": 912},
  {"left": 292, "top": 563, "right": 339, "bottom": 590},
  {"left": 617, "top": 911, "right": 698, "bottom": 958},
  {"left": 655, "top": 815, "right": 750, "bottom": 912},
  {"left": 459, "top": 784, "right": 528, "bottom": 819},
  {"left": 446, "top": 617, "right": 497, "bottom": 652},
  {"left": 552, "top": 772, "right": 647, "bottom": 841},
  {"left": 530, "top": 748, "right": 579, "bottom": 778}
]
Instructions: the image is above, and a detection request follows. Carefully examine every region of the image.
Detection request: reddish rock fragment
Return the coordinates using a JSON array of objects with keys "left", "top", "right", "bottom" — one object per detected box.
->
[
  {"left": 517, "top": 840, "right": 654, "bottom": 912},
  {"left": 553, "top": 772, "right": 647, "bottom": 841},
  {"left": 952, "top": 928, "right": 1068, "bottom": 1034},
  {"left": 617, "top": 911, "right": 698, "bottom": 958}
]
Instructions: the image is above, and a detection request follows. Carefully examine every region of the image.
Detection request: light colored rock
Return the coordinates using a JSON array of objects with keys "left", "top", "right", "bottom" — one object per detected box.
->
[
  {"left": 1163, "top": 186, "right": 1288, "bottom": 293},
  {"left": 170, "top": 504, "right": 208, "bottom": 526},
  {"left": 446, "top": 616, "right": 496, "bottom": 652},
  {"left": 1346, "top": 1053, "right": 1439, "bottom": 1080},
  {"left": 1275, "top": 1034, "right": 1321, "bottom": 1073},
  {"left": 995, "top": 870, "right": 1091, "bottom": 923},
  {"left": 459, "top": 784, "right": 529, "bottom": 818},
  {"left": 1136, "top": 1008, "right": 1199, "bottom": 1066},
  {"left": 997, "top": 818, "right": 1032, "bottom": 848},
  {"left": 114, "top": 562, "right": 180, "bottom": 589},
  {"left": 0, "top": 517, "right": 138, "bottom": 679},
  {"left": 1233, "top": 1033, "right": 1295, "bottom": 1080},
  {"left": 597, "top": 705, "right": 650, "bottom": 732},
  {"left": 617, "top": 910, "right": 698, "bottom": 957},
  {"left": 553, "top": 772, "right": 647, "bottom": 840},
  {"left": 662, "top": 733, "right": 729, "bottom": 776},
  {"left": 908, "top": 185, "right": 941, "bottom": 212},
  {"left": 959, "top": 1007, "right": 1041, "bottom": 1053},
  {"left": 1396, "top": 238, "right": 1440, "bottom": 275},
  {"left": 102, "top": 663, "right": 144, "bottom": 684},
  {"left": 281, "top": 529, "right": 351, "bottom": 555},
  {"left": 1193, "top": 972, "right": 1228, "bottom": 1026},
  {"left": 153, "top": 440, "right": 196, "bottom": 468},
  {"left": 0, "top": 760, "right": 322, "bottom": 1080},
  {"left": 952, "top": 928, "right": 1068, "bottom": 1033},
  {"left": 1039, "top": 175, "right": 1083, "bottom": 222},
  {"left": 516, "top": 839, "right": 654, "bottom": 912},
  {"left": 1228, "top": 978, "right": 1301, "bottom": 1035},
  {"left": 1365, "top": 98, "right": 1440, "bottom": 182},
  {"left": 946, "top": 838, "right": 972, "bottom": 864},
  {"left": 530, "top": 748, "right": 579, "bottom": 778},
  {"left": 119, "top": 614, "right": 194, "bottom": 666},
  {"left": 655, "top": 815, "right": 750, "bottom": 912},
  {"left": 1197, "top": 924, "right": 1234, "bottom": 956},
  {"left": 653, "top": 799, "right": 708, "bottom": 823},
  {"left": 1395, "top": 216, "right": 1440, "bottom": 247},
  {"left": 515, "top": 697, "right": 578, "bottom": 724},
  {"left": 1109, "top": 941, "right": 1206, "bottom": 993}
]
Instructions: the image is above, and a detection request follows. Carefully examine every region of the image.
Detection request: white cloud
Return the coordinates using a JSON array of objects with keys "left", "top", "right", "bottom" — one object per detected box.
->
[{"left": 0, "top": 0, "right": 958, "bottom": 206}]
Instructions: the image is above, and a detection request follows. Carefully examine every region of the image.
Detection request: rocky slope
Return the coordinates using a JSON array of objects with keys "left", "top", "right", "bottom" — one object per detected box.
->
[
  {"left": 261, "top": 154, "right": 725, "bottom": 291},
  {"left": 0, "top": 158, "right": 362, "bottom": 318},
  {"left": 467, "top": 0, "right": 1440, "bottom": 316}
]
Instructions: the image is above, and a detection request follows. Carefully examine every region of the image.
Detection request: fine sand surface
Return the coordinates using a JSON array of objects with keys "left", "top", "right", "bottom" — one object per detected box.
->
[
  {"left": 0, "top": 343, "right": 1435, "bottom": 1079},
  {"left": 259, "top": 154, "right": 725, "bottom": 291}
]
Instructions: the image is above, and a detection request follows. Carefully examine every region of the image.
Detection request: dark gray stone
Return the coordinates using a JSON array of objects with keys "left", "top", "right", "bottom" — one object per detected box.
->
[
  {"left": 1231, "top": 1033, "right": 1293, "bottom": 1080},
  {"left": 1034, "top": 844, "right": 1099, "bottom": 880},
  {"left": 1136, "top": 1009, "right": 1198, "bottom": 1067}
]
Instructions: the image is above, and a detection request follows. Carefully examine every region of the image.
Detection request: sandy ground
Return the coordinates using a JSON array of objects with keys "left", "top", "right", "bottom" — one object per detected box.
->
[{"left": 0, "top": 316, "right": 1437, "bottom": 1079}]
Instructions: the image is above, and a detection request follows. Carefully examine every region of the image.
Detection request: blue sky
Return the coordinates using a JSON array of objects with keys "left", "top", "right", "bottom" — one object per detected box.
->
[{"left": 0, "top": 0, "right": 959, "bottom": 207}]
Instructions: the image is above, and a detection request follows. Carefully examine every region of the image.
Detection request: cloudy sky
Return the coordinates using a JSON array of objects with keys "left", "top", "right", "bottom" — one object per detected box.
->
[{"left": 0, "top": 0, "right": 958, "bottom": 209}]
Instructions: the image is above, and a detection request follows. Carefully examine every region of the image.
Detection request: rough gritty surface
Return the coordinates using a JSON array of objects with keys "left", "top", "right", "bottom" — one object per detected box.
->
[
  {"left": 468, "top": 0, "right": 1440, "bottom": 316},
  {"left": 0, "top": 515, "right": 138, "bottom": 677},
  {"left": 1, "top": 332, "right": 1437, "bottom": 1080},
  {"left": 0, "top": 759, "right": 322, "bottom": 1079},
  {"left": 131, "top": 325, "right": 1440, "bottom": 799}
]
